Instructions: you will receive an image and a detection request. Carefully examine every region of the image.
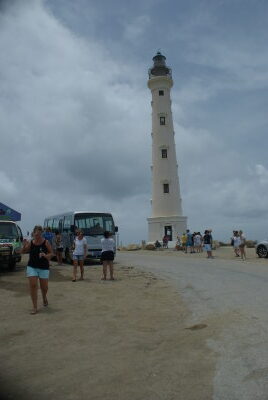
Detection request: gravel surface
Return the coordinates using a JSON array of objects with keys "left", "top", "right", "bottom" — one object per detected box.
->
[{"left": 117, "top": 247, "right": 268, "bottom": 400}]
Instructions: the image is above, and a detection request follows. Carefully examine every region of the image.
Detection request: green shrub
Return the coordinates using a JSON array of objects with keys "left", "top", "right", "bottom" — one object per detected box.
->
[{"left": 245, "top": 240, "right": 257, "bottom": 248}]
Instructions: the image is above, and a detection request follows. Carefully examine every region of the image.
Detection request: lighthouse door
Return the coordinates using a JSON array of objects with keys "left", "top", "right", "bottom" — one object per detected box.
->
[{"left": 164, "top": 226, "right": 172, "bottom": 241}]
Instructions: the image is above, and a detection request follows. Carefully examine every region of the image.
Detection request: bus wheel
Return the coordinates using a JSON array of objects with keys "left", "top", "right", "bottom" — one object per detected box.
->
[{"left": 65, "top": 249, "right": 72, "bottom": 264}]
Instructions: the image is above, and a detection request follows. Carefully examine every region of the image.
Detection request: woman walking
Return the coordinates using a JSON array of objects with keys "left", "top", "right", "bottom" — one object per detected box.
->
[
  {"left": 54, "top": 230, "right": 64, "bottom": 265},
  {"left": 101, "top": 231, "right": 116, "bottom": 281},
  {"left": 21, "top": 225, "right": 53, "bottom": 315},
  {"left": 72, "top": 230, "right": 87, "bottom": 281},
  {"left": 232, "top": 231, "right": 241, "bottom": 257},
  {"left": 239, "top": 230, "right": 246, "bottom": 260}
]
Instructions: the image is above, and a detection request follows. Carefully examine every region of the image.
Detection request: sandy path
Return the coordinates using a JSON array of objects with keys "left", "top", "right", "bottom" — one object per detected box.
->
[{"left": 0, "top": 255, "right": 216, "bottom": 400}]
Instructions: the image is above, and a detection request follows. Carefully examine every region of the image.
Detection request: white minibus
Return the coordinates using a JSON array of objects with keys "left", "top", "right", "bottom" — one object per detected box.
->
[{"left": 44, "top": 211, "right": 118, "bottom": 263}]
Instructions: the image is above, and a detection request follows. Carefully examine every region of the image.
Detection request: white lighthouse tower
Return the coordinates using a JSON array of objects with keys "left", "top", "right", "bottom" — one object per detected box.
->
[{"left": 147, "top": 51, "right": 187, "bottom": 243}]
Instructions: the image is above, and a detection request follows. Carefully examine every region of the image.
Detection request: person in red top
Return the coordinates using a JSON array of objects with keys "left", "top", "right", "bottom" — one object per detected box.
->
[
  {"left": 162, "top": 235, "right": 168, "bottom": 248},
  {"left": 21, "top": 225, "right": 53, "bottom": 314}
]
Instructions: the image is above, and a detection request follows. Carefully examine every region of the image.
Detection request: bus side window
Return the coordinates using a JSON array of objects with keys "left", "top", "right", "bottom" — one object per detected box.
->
[
  {"left": 52, "top": 218, "right": 58, "bottom": 233},
  {"left": 59, "top": 219, "right": 63, "bottom": 233},
  {"left": 47, "top": 219, "right": 53, "bottom": 230},
  {"left": 63, "top": 216, "right": 71, "bottom": 232}
]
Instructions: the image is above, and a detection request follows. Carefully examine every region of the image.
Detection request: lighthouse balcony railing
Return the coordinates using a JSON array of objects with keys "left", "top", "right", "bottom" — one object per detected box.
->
[{"left": 148, "top": 67, "right": 172, "bottom": 79}]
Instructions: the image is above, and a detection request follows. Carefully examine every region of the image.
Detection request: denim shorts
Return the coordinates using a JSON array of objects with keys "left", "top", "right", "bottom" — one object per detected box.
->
[
  {"left": 73, "top": 254, "right": 84, "bottom": 261},
  {"left": 26, "top": 266, "right": 49, "bottom": 279},
  {"left": 204, "top": 244, "right": 212, "bottom": 251}
]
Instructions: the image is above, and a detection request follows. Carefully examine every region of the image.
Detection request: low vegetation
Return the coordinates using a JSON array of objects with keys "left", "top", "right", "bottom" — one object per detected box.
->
[{"left": 119, "top": 244, "right": 142, "bottom": 251}]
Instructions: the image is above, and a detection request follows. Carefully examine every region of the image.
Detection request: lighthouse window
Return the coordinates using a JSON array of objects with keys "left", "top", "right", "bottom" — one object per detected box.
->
[
  {"left": 159, "top": 90, "right": 164, "bottom": 96},
  {"left": 160, "top": 116, "right": 165, "bottom": 125},
  {"left": 161, "top": 149, "right": 167, "bottom": 158},
  {"left": 163, "top": 183, "right": 169, "bottom": 193}
]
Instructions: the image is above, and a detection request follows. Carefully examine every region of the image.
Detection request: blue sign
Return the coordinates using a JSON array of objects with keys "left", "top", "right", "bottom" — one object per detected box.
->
[{"left": 0, "top": 202, "right": 21, "bottom": 221}]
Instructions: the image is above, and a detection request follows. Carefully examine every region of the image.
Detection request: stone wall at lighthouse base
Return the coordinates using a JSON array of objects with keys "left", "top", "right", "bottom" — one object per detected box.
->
[{"left": 147, "top": 215, "right": 187, "bottom": 243}]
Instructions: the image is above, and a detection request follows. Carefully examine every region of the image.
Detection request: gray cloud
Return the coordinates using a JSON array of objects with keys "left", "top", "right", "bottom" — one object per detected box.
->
[
  {"left": 0, "top": 0, "right": 152, "bottom": 242},
  {"left": 1, "top": 0, "right": 268, "bottom": 243}
]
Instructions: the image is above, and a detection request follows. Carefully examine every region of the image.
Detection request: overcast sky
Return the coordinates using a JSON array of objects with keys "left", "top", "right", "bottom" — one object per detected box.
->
[{"left": 1, "top": 0, "right": 268, "bottom": 243}]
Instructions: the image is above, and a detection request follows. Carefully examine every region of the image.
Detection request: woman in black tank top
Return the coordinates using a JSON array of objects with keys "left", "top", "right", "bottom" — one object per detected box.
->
[
  {"left": 21, "top": 225, "right": 53, "bottom": 314},
  {"left": 28, "top": 240, "right": 50, "bottom": 269}
]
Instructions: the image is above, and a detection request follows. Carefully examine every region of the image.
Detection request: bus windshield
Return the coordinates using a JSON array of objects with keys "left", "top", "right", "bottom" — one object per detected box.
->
[
  {"left": 0, "top": 222, "right": 18, "bottom": 239},
  {"left": 74, "top": 213, "right": 115, "bottom": 236}
]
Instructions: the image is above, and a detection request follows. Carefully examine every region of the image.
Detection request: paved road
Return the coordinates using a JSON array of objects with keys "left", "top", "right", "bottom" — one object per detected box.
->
[{"left": 117, "top": 251, "right": 268, "bottom": 400}]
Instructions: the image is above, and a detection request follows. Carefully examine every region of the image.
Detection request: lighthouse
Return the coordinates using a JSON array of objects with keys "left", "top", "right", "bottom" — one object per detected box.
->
[{"left": 147, "top": 51, "right": 187, "bottom": 243}]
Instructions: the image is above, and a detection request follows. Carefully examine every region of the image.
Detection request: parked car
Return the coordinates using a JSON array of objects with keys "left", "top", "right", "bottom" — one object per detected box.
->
[
  {"left": 256, "top": 240, "right": 268, "bottom": 258},
  {"left": 0, "top": 220, "right": 23, "bottom": 270}
]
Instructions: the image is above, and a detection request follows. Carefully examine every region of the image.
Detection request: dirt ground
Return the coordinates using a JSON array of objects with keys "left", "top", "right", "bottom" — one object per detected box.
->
[
  {"left": 0, "top": 252, "right": 220, "bottom": 400},
  {"left": 0, "top": 246, "right": 265, "bottom": 400}
]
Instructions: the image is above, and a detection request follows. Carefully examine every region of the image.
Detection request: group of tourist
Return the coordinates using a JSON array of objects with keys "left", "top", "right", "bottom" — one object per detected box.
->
[
  {"left": 179, "top": 230, "right": 207, "bottom": 254},
  {"left": 20, "top": 226, "right": 116, "bottom": 315},
  {"left": 231, "top": 230, "right": 246, "bottom": 260},
  {"left": 156, "top": 228, "right": 247, "bottom": 261},
  {"left": 155, "top": 229, "right": 214, "bottom": 258},
  {"left": 179, "top": 229, "right": 214, "bottom": 258}
]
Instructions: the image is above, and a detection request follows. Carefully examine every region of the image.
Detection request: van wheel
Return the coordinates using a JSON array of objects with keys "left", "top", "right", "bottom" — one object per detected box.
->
[{"left": 65, "top": 249, "right": 72, "bottom": 264}]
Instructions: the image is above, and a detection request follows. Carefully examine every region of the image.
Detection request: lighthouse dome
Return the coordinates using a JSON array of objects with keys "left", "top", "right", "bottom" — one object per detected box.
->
[{"left": 148, "top": 51, "right": 172, "bottom": 78}]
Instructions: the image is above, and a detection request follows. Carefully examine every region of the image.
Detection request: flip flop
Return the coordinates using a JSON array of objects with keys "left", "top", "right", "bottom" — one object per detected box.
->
[
  {"left": 43, "top": 300, "right": 48, "bottom": 307},
  {"left": 30, "top": 309, "right": 37, "bottom": 315}
]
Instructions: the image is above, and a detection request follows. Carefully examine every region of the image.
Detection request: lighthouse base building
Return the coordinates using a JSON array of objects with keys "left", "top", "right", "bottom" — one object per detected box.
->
[
  {"left": 148, "top": 216, "right": 187, "bottom": 243},
  {"left": 147, "top": 52, "right": 187, "bottom": 244}
]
